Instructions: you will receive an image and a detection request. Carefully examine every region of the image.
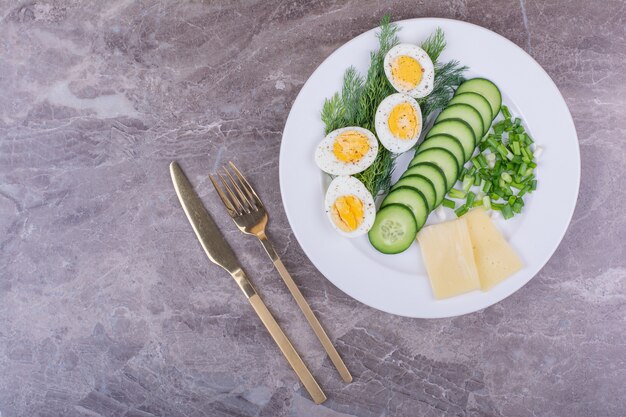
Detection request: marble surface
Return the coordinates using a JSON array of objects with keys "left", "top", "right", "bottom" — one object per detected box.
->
[{"left": 1, "top": 1, "right": 625, "bottom": 416}]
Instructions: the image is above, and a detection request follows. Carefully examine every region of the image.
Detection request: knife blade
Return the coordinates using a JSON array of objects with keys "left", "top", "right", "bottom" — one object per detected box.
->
[{"left": 169, "top": 161, "right": 326, "bottom": 404}]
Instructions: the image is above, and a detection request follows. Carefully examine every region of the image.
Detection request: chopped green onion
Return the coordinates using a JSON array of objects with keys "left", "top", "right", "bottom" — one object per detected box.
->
[
  {"left": 501, "top": 105, "right": 511, "bottom": 119},
  {"left": 501, "top": 172, "right": 513, "bottom": 183},
  {"left": 466, "top": 191, "right": 476, "bottom": 206},
  {"left": 448, "top": 188, "right": 466, "bottom": 199},
  {"left": 501, "top": 204, "right": 514, "bottom": 219},
  {"left": 483, "top": 181, "right": 492, "bottom": 193},
  {"left": 482, "top": 195, "right": 491, "bottom": 210},
  {"left": 462, "top": 175, "right": 473, "bottom": 192},
  {"left": 512, "top": 141, "right": 521, "bottom": 155},
  {"left": 442, "top": 198, "right": 456, "bottom": 209},
  {"left": 510, "top": 181, "right": 525, "bottom": 190},
  {"left": 455, "top": 204, "right": 469, "bottom": 217}
]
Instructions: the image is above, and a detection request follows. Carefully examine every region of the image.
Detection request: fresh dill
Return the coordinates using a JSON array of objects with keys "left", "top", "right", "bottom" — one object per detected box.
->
[
  {"left": 420, "top": 28, "right": 446, "bottom": 62},
  {"left": 418, "top": 60, "right": 468, "bottom": 119},
  {"left": 320, "top": 17, "right": 466, "bottom": 197}
]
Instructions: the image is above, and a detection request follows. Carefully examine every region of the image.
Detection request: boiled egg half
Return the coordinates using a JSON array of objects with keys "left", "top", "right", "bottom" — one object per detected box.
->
[
  {"left": 324, "top": 176, "right": 375, "bottom": 238},
  {"left": 314, "top": 127, "right": 379, "bottom": 176},
  {"left": 384, "top": 43, "right": 434, "bottom": 98},
  {"left": 375, "top": 93, "right": 422, "bottom": 153}
]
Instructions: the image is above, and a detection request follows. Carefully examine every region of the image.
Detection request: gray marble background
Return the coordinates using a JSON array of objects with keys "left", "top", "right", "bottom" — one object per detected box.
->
[{"left": 1, "top": 1, "right": 625, "bottom": 416}]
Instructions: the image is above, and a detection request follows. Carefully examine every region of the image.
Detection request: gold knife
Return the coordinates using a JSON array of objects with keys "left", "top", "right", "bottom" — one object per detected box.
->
[{"left": 170, "top": 161, "right": 326, "bottom": 405}]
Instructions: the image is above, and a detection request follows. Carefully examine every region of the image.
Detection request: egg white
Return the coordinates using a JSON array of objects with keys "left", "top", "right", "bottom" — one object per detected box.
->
[
  {"left": 314, "top": 127, "right": 379, "bottom": 176},
  {"left": 384, "top": 43, "right": 434, "bottom": 98},
  {"left": 374, "top": 93, "right": 423, "bottom": 154},
  {"left": 324, "top": 176, "right": 376, "bottom": 238}
]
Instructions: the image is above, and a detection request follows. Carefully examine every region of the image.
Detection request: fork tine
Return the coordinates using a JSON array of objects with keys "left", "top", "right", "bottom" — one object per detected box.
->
[
  {"left": 223, "top": 166, "right": 256, "bottom": 212},
  {"left": 209, "top": 174, "right": 238, "bottom": 217},
  {"left": 218, "top": 172, "right": 247, "bottom": 214},
  {"left": 228, "top": 161, "right": 264, "bottom": 209}
]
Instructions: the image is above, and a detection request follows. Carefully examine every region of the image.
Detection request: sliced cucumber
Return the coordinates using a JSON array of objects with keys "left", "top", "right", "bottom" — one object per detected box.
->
[
  {"left": 381, "top": 186, "right": 428, "bottom": 229},
  {"left": 368, "top": 204, "right": 418, "bottom": 254},
  {"left": 435, "top": 103, "right": 484, "bottom": 142},
  {"left": 449, "top": 92, "right": 493, "bottom": 135},
  {"left": 409, "top": 148, "right": 459, "bottom": 191},
  {"left": 425, "top": 118, "right": 475, "bottom": 161},
  {"left": 402, "top": 163, "right": 447, "bottom": 206},
  {"left": 455, "top": 78, "right": 502, "bottom": 119},
  {"left": 418, "top": 134, "right": 464, "bottom": 171},
  {"left": 390, "top": 174, "right": 436, "bottom": 211}
]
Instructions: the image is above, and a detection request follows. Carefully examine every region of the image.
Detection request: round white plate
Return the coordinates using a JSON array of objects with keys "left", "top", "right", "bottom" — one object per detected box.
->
[{"left": 279, "top": 18, "right": 580, "bottom": 318}]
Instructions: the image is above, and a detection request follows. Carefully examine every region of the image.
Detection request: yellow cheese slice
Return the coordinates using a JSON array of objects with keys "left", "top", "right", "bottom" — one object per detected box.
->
[
  {"left": 465, "top": 208, "right": 523, "bottom": 291},
  {"left": 417, "top": 217, "right": 481, "bottom": 299}
]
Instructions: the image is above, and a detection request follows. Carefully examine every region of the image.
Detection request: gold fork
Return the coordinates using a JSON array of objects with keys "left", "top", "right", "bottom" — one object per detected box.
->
[{"left": 209, "top": 161, "right": 352, "bottom": 383}]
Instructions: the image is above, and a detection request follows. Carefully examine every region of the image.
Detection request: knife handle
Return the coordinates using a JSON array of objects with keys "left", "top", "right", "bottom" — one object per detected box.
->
[{"left": 239, "top": 273, "right": 326, "bottom": 404}]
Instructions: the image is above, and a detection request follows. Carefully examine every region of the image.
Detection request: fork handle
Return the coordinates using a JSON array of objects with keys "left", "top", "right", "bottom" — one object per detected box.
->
[{"left": 258, "top": 232, "right": 353, "bottom": 383}]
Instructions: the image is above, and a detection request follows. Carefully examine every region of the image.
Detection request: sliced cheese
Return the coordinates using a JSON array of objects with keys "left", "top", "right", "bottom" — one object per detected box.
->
[
  {"left": 417, "top": 217, "right": 480, "bottom": 299},
  {"left": 465, "top": 208, "right": 523, "bottom": 291}
]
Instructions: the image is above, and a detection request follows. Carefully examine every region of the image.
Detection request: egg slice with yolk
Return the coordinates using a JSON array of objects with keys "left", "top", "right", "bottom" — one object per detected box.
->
[
  {"left": 374, "top": 93, "right": 422, "bottom": 154},
  {"left": 384, "top": 43, "right": 434, "bottom": 98},
  {"left": 315, "top": 127, "right": 379, "bottom": 176},
  {"left": 324, "top": 176, "right": 376, "bottom": 237}
]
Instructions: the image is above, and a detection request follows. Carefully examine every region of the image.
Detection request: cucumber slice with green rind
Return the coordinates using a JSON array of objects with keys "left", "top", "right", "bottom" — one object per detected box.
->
[
  {"left": 390, "top": 174, "right": 437, "bottom": 211},
  {"left": 368, "top": 204, "right": 418, "bottom": 254},
  {"left": 409, "top": 148, "right": 459, "bottom": 191},
  {"left": 435, "top": 103, "right": 484, "bottom": 142},
  {"left": 417, "top": 134, "right": 464, "bottom": 171},
  {"left": 455, "top": 78, "right": 502, "bottom": 119},
  {"left": 449, "top": 92, "right": 493, "bottom": 135},
  {"left": 401, "top": 163, "right": 447, "bottom": 206},
  {"left": 381, "top": 186, "right": 428, "bottom": 229},
  {"left": 425, "top": 118, "right": 476, "bottom": 161}
]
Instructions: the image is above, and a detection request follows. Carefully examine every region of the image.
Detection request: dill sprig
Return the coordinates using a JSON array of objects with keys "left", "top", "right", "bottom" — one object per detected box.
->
[
  {"left": 420, "top": 28, "right": 446, "bottom": 62},
  {"left": 320, "top": 18, "right": 466, "bottom": 197},
  {"left": 418, "top": 60, "right": 468, "bottom": 119}
]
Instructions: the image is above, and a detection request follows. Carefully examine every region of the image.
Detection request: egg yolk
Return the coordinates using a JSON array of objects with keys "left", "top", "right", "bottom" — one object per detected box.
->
[
  {"left": 391, "top": 55, "right": 423, "bottom": 90},
  {"left": 331, "top": 195, "right": 364, "bottom": 232},
  {"left": 388, "top": 102, "right": 419, "bottom": 139},
  {"left": 332, "top": 130, "right": 370, "bottom": 163}
]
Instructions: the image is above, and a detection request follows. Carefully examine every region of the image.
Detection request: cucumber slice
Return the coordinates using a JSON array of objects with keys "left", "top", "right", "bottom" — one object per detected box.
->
[
  {"left": 425, "top": 118, "right": 475, "bottom": 161},
  {"left": 418, "top": 134, "right": 464, "bottom": 171},
  {"left": 435, "top": 103, "right": 484, "bottom": 142},
  {"left": 455, "top": 78, "right": 502, "bottom": 119},
  {"left": 449, "top": 92, "right": 493, "bottom": 135},
  {"left": 368, "top": 204, "right": 418, "bottom": 254},
  {"left": 390, "top": 174, "right": 436, "bottom": 211},
  {"left": 402, "top": 163, "right": 447, "bottom": 206},
  {"left": 409, "top": 148, "right": 459, "bottom": 191},
  {"left": 381, "top": 186, "right": 428, "bottom": 229}
]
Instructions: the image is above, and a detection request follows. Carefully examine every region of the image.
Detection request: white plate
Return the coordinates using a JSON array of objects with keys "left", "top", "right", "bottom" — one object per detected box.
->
[{"left": 279, "top": 18, "right": 580, "bottom": 318}]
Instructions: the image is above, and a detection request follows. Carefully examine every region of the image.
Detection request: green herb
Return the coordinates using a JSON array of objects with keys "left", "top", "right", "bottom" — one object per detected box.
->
[
  {"left": 455, "top": 204, "right": 469, "bottom": 217},
  {"left": 445, "top": 104, "right": 538, "bottom": 219},
  {"left": 442, "top": 198, "right": 456, "bottom": 209},
  {"left": 320, "top": 16, "right": 466, "bottom": 197},
  {"left": 417, "top": 61, "right": 467, "bottom": 117},
  {"left": 420, "top": 28, "right": 446, "bottom": 62}
]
